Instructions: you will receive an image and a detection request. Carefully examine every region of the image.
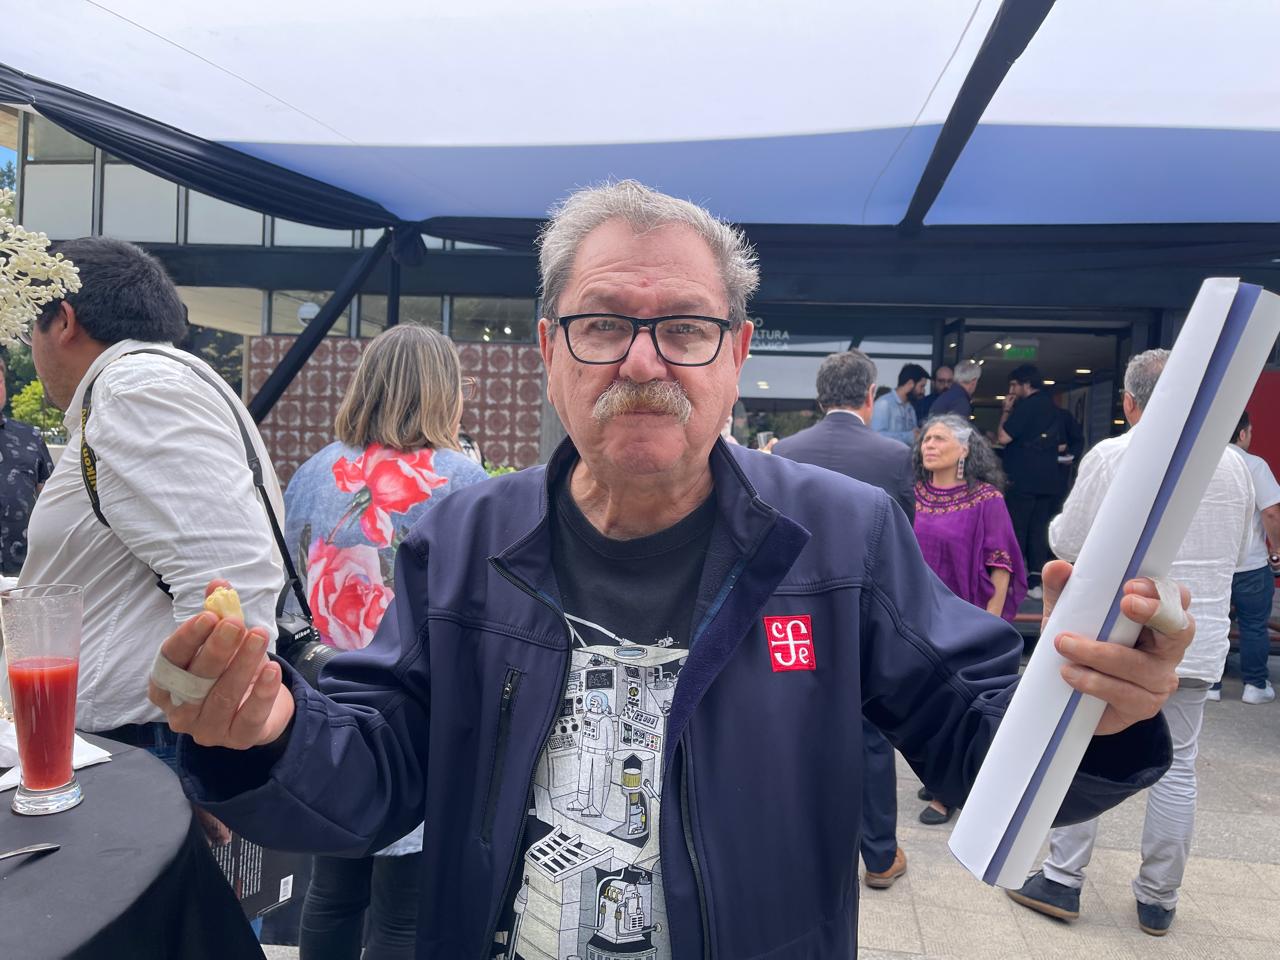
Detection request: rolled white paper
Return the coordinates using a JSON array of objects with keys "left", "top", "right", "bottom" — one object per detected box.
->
[{"left": 949, "top": 277, "right": 1280, "bottom": 889}]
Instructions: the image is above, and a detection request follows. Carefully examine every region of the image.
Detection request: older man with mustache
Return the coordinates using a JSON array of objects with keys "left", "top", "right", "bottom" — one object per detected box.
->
[{"left": 153, "top": 181, "right": 1187, "bottom": 960}]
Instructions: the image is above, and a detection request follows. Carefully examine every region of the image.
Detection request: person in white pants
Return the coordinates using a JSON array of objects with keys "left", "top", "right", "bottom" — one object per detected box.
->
[{"left": 1007, "top": 349, "right": 1254, "bottom": 937}]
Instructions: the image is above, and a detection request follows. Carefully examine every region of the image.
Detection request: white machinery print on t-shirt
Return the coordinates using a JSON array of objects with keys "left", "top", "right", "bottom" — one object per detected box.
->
[{"left": 499, "top": 613, "right": 686, "bottom": 960}]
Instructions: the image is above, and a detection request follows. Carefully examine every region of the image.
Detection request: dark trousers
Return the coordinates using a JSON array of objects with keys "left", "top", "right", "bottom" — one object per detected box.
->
[
  {"left": 300, "top": 852, "right": 422, "bottom": 960},
  {"left": 1007, "top": 493, "right": 1056, "bottom": 586},
  {"left": 1231, "top": 565, "right": 1276, "bottom": 688},
  {"left": 861, "top": 718, "right": 898, "bottom": 874}
]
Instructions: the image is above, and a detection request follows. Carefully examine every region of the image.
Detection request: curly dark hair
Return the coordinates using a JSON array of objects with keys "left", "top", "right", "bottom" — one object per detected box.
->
[{"left": 912, "top": 414, "right": 1006, "bottom": 491}]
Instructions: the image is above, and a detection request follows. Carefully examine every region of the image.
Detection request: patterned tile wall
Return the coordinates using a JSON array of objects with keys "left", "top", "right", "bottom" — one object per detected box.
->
[
  {"left": 457, "top": 342, "right": 545, "bottom": 472},
  {"left": 247, "top": 336, "right": 545, "bottom": 485}
]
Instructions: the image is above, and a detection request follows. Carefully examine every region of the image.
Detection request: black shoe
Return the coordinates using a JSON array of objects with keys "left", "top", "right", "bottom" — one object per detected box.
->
[
  {"left": 918, "top": 804, "right": 952, "bottom": 825},
  {"left": 917, "top": 786, "right": 933, "bottom": 802},
  {"left": 1136, "top": 900, "right": 1175, "bottom": 936},
  {"left": 1007, "top": 871, "right": 1081, "bottom": 921}
]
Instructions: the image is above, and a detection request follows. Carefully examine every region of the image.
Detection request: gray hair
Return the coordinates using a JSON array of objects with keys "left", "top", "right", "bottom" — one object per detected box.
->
[
  {"left": 537, "top": 180, "right": 760, "bottom": 328},
  {"left": 954, "top": 360, "right": 982, "bottom": 385},
  {"left": 913, "top": 413, "right": 1007, "bottom": 491},
  {"left": 816, "top": 350, "right": 877, "bottom": 410},
  {"left": 1123, "top": 348, "right": 1170, "bottom": 411}
]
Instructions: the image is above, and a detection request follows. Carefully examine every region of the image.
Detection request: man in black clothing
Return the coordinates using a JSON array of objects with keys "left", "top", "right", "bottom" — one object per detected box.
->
[
  {"left": 774, "top": 351, "right": 915, "bottom": 521},
  {"left": 998, "top": 364, "right": 1062, "bottom": 599},
  {"left": 929, "top": 360, "right": 981, "bottom": 419},
  {"left": 0, "top": 354, "right": 55, "bottom": 575},
  {"left": 913, "top": 364, "right": 953, "bottom": 422},
  {"left": 773, "top": 350, "right": 914, "bottom": 890}
]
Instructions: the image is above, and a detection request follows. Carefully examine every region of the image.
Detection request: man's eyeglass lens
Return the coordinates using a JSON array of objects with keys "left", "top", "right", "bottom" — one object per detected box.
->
[{"left": 563, "top": 315, "right": 728, "bottom": 365}]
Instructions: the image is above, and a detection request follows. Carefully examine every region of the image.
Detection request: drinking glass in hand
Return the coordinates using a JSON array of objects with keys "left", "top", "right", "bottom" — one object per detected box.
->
[{"left": 1, "top": 584, "right": 85, "bottom": 815}]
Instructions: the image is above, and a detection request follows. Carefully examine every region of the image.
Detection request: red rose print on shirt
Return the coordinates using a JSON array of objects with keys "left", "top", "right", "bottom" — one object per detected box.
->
[
  {"left": 332, "top": 444, "right": 449, "bottom": 547},
  {"left": 307, "top": 538, "right": 395, "bottom": 650}
]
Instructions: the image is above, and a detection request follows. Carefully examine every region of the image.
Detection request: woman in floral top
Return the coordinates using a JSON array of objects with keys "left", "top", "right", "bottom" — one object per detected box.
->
[
  {"left": 283, "top": 325, "right": 488, "bottom": 959},
  {"left": 910, "top": 414, "right": 1026, "bottom": 825}
]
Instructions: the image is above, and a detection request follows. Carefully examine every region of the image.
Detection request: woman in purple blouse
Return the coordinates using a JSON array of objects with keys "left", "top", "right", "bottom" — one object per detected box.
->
[{"left": 910, "top": 414, "right": 1027, "bottom": 824}]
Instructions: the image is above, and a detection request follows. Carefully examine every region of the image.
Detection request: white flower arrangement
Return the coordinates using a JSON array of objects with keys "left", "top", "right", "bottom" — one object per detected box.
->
[{"left": 0, "top": 188, "right": 81, "bottom": 346}]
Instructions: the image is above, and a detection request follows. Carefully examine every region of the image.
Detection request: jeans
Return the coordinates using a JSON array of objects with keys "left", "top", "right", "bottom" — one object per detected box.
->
[
  {"left": 1231, "top": 565, "right": 1276, "bottom": 688},
  {"left": 1006, "top": 493, "right": 1055, "bottom": 586},
  {"left": 1041, "top": 684, "right": 1208, "bottom": 908},
  {"left": 861, "top": 718, "right": 899, "bottom": 874},
  {"left": 300, "top": 852, "right": 423, "bottom": 959}
]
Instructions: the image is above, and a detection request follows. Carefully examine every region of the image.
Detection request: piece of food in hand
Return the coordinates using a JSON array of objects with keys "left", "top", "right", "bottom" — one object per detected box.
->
[{"left": 203, "top": 586, "right": 244, "bottom": 621}]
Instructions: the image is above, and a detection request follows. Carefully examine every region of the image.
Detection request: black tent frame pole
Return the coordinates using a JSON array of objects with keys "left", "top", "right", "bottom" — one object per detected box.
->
[
  {"left": 249, "top": 231, "right": 391, "bottom": 422},
  {"left": 898, "top": 0, "right": 1057, "bottom": 234},
  {"left": 386, "top": 255, "right": 402, "bottom": 327}
]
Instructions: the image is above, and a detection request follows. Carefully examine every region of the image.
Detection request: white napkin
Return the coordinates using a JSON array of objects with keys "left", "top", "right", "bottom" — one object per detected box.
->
[{"left": 0, "top": 718, "right": 112, "bottom": 792}]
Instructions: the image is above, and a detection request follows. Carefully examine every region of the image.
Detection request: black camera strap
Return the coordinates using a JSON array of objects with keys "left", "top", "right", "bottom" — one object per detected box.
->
[{"left": 79, "top": 348, "right": 313, "bottom": 621}]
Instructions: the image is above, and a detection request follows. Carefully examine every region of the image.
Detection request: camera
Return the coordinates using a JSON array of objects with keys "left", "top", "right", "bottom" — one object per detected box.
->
[{"left": 276, "top": 611, "right": 339, "bottom": 688}]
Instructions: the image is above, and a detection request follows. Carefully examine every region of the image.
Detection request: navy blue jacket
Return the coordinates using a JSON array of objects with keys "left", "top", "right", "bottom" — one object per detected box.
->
[{"left": 180, "top": 440, "right": 1171, "bottom": 959}]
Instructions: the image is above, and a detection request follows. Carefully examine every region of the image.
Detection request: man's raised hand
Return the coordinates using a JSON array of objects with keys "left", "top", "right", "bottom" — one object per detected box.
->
[
  {"left": 1041, "top": 560, "right": 1193, "bottom": 736},
  {"left": 148, "top": 580, "right": 295, "bottom": 749}
]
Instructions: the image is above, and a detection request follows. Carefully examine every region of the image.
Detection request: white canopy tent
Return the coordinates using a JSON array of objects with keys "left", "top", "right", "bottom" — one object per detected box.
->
[{"left": 3, "top": 0, "right": 1279, "bottom": 416}]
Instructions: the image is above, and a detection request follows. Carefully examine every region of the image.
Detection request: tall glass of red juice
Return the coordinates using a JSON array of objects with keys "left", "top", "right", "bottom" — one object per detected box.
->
[{"left": 1, "top": 584, "right": 84, "bottom": 815}]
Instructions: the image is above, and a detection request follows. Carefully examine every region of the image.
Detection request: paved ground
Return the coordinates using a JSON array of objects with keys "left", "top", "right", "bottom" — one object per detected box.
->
[
  {"left": 262, "top": 658, "right": 1280, "bottom": 960},
  {"left": 859, "top": 657, "right": 1280, "bottom": 960}
]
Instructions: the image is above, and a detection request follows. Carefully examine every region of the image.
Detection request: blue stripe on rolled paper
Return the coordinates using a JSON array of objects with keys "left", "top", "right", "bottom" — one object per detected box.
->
[{"left": 981, "top": 282, "right": 1262, "bottom": 885}]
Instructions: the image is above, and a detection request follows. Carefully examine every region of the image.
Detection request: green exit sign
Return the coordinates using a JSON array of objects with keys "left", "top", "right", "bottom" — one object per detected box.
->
[{"left": 1003, "top": 345, "right": 1037, "bottom": 360}]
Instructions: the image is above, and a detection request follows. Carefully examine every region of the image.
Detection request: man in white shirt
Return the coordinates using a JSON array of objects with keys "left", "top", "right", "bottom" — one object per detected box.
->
[
  {"left": 13, "top": 237, "right": 284, "bottom": 758},
  {"left": 1009, "top": 348, "right": 1253, "bottom": 937},
  {"left": 1227, "top": 410, "right": 1280, "bottom": 704}
]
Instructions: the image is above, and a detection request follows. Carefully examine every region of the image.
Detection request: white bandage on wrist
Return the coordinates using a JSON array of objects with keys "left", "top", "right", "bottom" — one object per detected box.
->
[
  {"left": 151, "top": 651, "right": 216, "bottom": 706},
  {"left": 1145, "top": 577, "right": 1189, "bottom": 636}
]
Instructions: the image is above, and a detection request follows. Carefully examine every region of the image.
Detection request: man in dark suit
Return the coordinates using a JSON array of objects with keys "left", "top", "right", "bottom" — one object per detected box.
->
[
  {"left": 773, "top": 351, "right": 915, "bottom": 522},
  {"left": 998, "top": 363, "right": 1062, "bottom": 599},
  {"left": 773, "top": 350, "right": 914, "bottom": 890}
]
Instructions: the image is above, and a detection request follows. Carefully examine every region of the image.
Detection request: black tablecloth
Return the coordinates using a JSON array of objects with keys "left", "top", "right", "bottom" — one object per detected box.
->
[{"left": 0, "top": 737, "right": 264, "bottom": 959}]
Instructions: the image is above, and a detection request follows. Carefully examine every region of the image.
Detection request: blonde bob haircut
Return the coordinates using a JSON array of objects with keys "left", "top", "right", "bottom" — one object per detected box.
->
[{"left": 335, "top": 325, "right": 463, "bottom": 451}]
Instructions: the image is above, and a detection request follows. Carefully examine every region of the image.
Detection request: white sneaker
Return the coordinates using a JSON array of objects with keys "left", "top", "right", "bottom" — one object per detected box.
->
[
  {"left": 1027, "top": 586, "right": 1044, "bottom": 601},
  {"left": 1206, "top": 684, "right": 1222, "bottom": 702},
  {"left": 1242, "top": 681, "right": 1276, "bottom": 705}
]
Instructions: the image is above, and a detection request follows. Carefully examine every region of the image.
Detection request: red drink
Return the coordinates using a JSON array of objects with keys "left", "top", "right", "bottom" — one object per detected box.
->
[{"left": 9, "top": 656, "right": 79, "bottom": 791}]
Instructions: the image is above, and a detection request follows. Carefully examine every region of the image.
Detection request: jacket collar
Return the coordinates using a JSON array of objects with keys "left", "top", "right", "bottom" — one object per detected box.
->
[{"left": 493, "top": 435, "right": 799, "bottom": 600}]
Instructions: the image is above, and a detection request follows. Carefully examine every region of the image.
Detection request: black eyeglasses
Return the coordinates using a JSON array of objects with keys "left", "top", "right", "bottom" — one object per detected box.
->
[{"left": 557, "top": 314, "right": 733, "bottom": 366}]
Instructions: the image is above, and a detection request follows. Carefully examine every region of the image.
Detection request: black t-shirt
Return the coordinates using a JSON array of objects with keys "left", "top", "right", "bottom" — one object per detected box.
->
[
  {"left": 1002, "top": 390, "right": 1063, "bottom": 496},
  {"left": 490, "top": 480, "right": 716, "bottom": 960}
]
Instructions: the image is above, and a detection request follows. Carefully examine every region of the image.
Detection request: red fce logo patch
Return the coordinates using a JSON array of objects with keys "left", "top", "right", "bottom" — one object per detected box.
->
[{"left": 764, "top": 615, "right": 816, "bottom": 672}]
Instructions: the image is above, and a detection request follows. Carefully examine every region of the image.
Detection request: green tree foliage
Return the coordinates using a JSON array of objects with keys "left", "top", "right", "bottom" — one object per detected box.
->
[
  {"left": 3, "top": 341, "right": 37, "bottom": 400},
  {"left": 9, "top": 379, "right": 65, "bottom": 439},
  {"left": 0, "top": 164, "right": 15, "bottom": 218}
]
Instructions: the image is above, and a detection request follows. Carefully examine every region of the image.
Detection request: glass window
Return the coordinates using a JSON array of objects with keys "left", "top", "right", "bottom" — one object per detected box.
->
[
  {"left": 187, "top": 191, "right": 265, "bottom": 245},
  {"left": 180, "top": 323, "right": 245, "bottom": 397},
  {"left": 18, "top": 164, "right": 93, "bottom": 238},
  {"left": 25, "top": 116, "right": 94, "bottom": 163},
  {"left": 101, "top": 165, "right": 178, "bottom": 242},
  {"left": 272, "top": 219, "right": 354, "bottom": 248},
  {"left": 359, "top": 295, "right": 443, "bottom": 338},
  {"left": 178, "top": 287, "right": 265, "bottom": 337},
  {"left": 450, "top": 297, "right": 537, "bottom": 343},
  {"left": 270, "top": 290, "right": 350, "bottom": 336}
]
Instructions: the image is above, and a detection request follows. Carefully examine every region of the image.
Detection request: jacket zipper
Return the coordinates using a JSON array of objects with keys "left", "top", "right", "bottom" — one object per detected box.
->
[
  {"left": 680, "top": 734, "right": 713, "bottom": 960},
  {"left": 480, "top": 666, "right": 522, "bottom": 843},
  {"left": 482, "top": 558, "right": 574, "bottom": 960}
]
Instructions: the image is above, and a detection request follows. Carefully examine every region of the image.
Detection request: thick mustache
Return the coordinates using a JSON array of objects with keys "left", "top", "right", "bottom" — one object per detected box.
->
[{"left": 592, "top": 380, "right": 693, "bottom": 425}]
